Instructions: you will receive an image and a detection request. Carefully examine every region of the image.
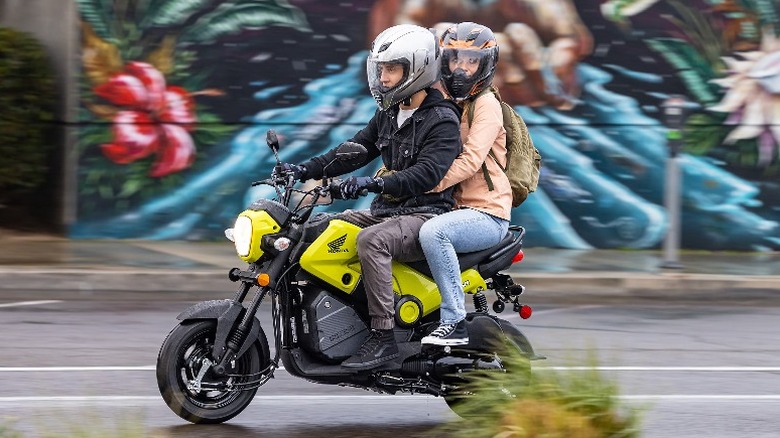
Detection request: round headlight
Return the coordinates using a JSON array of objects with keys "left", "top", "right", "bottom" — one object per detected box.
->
[{"left": 233, "top": 216, "right": 253, "bottom": 257}]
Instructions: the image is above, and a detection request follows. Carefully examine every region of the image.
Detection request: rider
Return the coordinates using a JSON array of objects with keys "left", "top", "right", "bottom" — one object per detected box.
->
[
  {"left": 420, "top": 22, "right": 512, "bottom": 346},
  {"left": 275, "top": 24, "right": 462, "bottom": 369}
]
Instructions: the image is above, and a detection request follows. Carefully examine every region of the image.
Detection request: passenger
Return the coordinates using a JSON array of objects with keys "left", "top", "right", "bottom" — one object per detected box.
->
[
  {"left": 275, "top": 24, "right": 463, "bottom": 368},
  {"left": 420, "top": 22, "right": 512, "bottom": 346}
]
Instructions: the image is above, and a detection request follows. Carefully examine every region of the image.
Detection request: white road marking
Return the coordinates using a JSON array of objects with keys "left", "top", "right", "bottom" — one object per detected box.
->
[
  {"left": 0, "top": 300, "right": 62, "bottom": 309},
  {"left": 542, "top": 366, "right": 780, "bottom": 372},
  {"left": 3, "top": 365, "right": 780, "bottom": 372},
  {"left": 619, "top": 395, "right": 780, "bottom": 401},
  {"left": 0, "top": 394, "right": 779, "bottom": 407},
  {"left": 0, "top": 366, "right": 155, "bottom": 372}
]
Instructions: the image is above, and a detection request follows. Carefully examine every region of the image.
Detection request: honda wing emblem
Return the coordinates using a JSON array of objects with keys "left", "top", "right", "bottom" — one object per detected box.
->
[{"left": 327, "top": 234, "right": 349, "bottom": 253}]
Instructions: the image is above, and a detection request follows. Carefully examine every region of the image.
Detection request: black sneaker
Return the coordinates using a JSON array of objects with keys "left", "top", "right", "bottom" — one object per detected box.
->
[
  {"left": 342, "top": 329, "right": 399, "bottom": 369},
  {"left": 421, "top": 321, "right": 469, "bottom": 346}
]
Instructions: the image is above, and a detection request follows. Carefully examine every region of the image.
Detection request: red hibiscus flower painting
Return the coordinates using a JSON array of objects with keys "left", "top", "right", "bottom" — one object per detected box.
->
[{"left": 94, "top": 62, "right": 196, "bottom": 177}]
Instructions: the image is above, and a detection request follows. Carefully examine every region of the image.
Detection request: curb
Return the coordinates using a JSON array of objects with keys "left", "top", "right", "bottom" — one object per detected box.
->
[{"left": 1, "top": 269, "right": 778, "bottom": 304}]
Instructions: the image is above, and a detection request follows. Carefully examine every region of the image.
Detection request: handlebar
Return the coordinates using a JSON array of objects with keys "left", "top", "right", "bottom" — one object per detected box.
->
[{"left": 253, "top": 168, "right": 369, "bottom": 215}]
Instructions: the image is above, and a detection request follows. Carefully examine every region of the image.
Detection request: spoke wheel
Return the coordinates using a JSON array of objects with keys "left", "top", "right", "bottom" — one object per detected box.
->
[{"left": 157, "top": 320, "right": 266, "bottom": 424}]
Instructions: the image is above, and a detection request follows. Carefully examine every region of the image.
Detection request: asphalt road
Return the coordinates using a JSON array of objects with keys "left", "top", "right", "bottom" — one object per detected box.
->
[{"left": 1, "top": 297, "right": 779, "bottom": 437}]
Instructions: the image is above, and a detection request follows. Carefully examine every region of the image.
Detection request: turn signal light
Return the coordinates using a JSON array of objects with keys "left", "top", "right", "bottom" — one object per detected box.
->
[
  {"left": 519, "top": 305, "right": 532, "bottom": 319},
  {"left": 512, "top": 250, "right": 524, "bottom": 264},
  {"left": 256, "top": 273, "right": 270, "bottom": 287}
]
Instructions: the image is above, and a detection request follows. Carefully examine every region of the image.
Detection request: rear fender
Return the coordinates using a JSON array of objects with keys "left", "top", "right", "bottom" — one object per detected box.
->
[
  {"left": 463, "top": 313, "right": 542, "bottom": 360},
  {"left": 177, "top": 299, "right": 270, "bottom": 362},
  {"left": 496, "top": 317, "right": 544, "bottom": 360}
]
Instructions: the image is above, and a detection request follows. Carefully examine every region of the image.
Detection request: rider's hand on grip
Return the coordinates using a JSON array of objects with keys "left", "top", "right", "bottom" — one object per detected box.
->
[
  {"left": 272, "top": 163, "right": 307, "bottom": 182},
  {"left": 339, "top": 176, "right": 382, "bottom": 200}
]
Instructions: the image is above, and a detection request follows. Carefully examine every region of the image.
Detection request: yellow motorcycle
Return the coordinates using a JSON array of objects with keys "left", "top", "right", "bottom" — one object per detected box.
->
[{"left": 156, "top": 130, "right": 542, "bottom": 423}]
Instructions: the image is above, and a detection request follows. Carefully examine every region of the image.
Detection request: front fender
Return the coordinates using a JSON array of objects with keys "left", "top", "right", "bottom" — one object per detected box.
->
[{"left": 177, "top": 299, "right": 270, "bottom": 362}]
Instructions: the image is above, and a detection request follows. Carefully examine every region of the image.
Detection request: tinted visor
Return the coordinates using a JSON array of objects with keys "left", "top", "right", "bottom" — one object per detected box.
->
[{"left": 441, "top": 48, "right": 489, "bottom": 77}]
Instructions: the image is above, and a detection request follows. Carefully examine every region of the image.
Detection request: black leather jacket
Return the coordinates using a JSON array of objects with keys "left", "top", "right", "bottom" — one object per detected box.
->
[{"left": 301, "top": 88, "right": 462, "bottom": 217}]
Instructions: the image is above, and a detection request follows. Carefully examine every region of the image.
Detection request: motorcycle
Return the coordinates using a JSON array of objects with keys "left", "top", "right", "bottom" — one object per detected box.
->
[{"left": 156, "top": 130, "right": 544, "bottom": 423}]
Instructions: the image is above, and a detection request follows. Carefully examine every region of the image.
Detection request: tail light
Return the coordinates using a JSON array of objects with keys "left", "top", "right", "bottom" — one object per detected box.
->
[
  {"left": 519, "top": 305, "right": 532, "bottom": 319},
  {"left": 512, "top": 250, "right": 524, "bottom": 264}
]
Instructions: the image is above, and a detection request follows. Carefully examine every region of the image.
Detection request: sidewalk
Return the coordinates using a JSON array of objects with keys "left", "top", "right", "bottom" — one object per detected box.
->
[{"left": 1, "top": 231, "right": 779, "bottom": 304}]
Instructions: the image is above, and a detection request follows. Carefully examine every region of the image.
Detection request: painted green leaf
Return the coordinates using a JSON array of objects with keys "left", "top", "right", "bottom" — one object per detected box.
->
[
  {"left": 180, "top": 2, "right": 311, "bottom": 44},
  {"left": 75, "top": 0, "right": 112, "bottom": 39},
  {"left": 145, "top": 0, "right": 211, "bottom": 28},
  {"left": 118, "top": 178, "right": 143, "bottom": 198},
  {"left": 683, "top": 126, "right": 724, "bottom": 156},
  {"left": 646, "top": 38, "right": 720, "bottom": 104},
  {"left": 742, "top": 0, "right": 780, "bottom": 33}
]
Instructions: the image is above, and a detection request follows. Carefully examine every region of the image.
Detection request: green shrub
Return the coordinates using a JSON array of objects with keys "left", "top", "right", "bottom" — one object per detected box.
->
[
  {"left": 0, "top": 421, "right": 23, "bottom": 438},
  {"left": 435, "top": 350, "right": 644, "bottom": 438},
  {"left": 0, "top": 26, "right": 56, "bottom": 207}
]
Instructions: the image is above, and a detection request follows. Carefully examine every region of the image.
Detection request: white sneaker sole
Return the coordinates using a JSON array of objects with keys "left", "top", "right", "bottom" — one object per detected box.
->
[{"left": 420, "top": 336, "right": 469, "bottom": 346}]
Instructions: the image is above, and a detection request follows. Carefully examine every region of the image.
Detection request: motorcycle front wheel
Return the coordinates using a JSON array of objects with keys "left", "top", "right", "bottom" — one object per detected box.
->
[{"left": 156, "top": 320, "right": 266, "bottom": 424}]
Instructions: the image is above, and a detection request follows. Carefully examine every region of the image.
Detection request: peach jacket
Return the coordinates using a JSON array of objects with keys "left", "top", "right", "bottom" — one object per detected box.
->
[{"left": 432, "top": 91, "right": 512, "bottom": 221}]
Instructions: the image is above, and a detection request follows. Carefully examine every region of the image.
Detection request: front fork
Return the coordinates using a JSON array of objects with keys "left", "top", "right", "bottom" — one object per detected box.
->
[
  {"left": 211, "top": 282, "right": 266, "bottom": 375},
  {"left": 212, "top": 249, "right": 290, "bottom": 376}
]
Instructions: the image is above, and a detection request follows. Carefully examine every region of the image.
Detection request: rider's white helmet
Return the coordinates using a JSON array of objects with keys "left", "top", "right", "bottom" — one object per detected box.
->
[{"left": 367, "top": 24, "right": 441, "bottom": 111}]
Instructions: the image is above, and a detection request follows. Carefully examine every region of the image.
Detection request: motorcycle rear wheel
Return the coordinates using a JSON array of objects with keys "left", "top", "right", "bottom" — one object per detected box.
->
[
  {"left": 443, "top": 345, "right": 531, "bottom": 417},
  {"left": 156, "top": 320, "right": 265, "bottom": 424}
]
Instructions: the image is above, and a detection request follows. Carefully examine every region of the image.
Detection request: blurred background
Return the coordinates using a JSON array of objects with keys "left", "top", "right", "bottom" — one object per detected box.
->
[{"left": 1, "top": 0, "right": 780, "bottom": 251}]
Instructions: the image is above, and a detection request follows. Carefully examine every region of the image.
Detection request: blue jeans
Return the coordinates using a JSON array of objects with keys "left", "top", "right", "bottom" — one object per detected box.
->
[{"left": 419, "top": 208, "right": 509, "bottom": 324}]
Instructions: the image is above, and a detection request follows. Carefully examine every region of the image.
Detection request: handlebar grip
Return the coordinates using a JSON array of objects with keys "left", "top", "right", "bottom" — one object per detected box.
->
[
  {"left": 329, "top": 180, "right": 344, "bottom": 199},
  {"left": 327, "top": 179, "right": 369, "bottom": 199}
]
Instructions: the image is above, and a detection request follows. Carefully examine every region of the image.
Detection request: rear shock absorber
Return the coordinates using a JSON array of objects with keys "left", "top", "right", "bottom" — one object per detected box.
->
[{"left": 473, "top": 291, "right": 488, "bottom": 313}]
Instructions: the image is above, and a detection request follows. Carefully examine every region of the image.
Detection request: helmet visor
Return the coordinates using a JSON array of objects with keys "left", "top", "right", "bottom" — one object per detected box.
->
[
  {"left": 443, "top": 49, "right": 487, "bottom": 75},
  {"left": 368, "top": 59, "right": 410, "bottom": 95}
]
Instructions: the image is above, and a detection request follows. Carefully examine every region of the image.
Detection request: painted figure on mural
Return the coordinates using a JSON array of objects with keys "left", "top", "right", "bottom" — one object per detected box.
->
[{"left": 367, "top": 0, "right": 593, "bottom": 109}]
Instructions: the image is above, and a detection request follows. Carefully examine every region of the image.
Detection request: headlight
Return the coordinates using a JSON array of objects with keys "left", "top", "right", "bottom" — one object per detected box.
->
[
  {"left": 232, "top": 209, "right": 282, "bottom": 263},
  {"left": 233, "top": 216, "right": 253, "bottom": 257}
]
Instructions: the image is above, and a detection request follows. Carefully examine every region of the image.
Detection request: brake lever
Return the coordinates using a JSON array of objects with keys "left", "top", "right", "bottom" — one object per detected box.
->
[{"left": 251, "top": 178, "right": 276, "bottom": 187}]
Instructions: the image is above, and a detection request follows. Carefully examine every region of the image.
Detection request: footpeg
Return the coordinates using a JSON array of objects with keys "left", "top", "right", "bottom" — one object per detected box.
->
[{"left": 508, "top": 284, "right": 525, "bottom": 296}]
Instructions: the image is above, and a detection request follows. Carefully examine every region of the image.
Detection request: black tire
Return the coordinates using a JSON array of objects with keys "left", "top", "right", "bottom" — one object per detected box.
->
[
  {"left": 443, "top": 341, "right": 531, "bottom": 417},
  {"left": 156, "top": 320, "right": 267, "bottom": 424}
]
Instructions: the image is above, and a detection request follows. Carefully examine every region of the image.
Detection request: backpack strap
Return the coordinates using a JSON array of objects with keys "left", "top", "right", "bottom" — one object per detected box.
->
[
  {"left": 481, "top": 163, "right": 495, "bottom": 191},
  {"left": 487, "top": 149, "right": 505, "bottom": 171},
  {"left": 467, "top": 88, "right": 501, "bottom": 191}
]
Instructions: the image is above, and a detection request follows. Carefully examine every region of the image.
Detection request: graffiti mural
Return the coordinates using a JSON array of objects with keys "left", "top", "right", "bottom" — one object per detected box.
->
[{"left": 72, "top": 0, "right": 780, "bottom": 250}]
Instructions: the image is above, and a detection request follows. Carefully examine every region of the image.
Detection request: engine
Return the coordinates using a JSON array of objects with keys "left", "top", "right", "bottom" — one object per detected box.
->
[{"left": 297, "top": 288, "right": 370, "bottom": 363}]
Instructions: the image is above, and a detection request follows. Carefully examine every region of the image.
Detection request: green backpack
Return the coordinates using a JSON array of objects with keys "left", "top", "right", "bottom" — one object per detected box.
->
[{"left": 465, "top": 87, "right": 541, "bottom": 207}]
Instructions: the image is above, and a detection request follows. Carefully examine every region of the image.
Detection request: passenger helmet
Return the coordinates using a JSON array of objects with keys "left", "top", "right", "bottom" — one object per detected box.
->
[
  {"left": 367, "top": 24, "right": 441, "bottom": 110},
  {"left": 439, "top": 22, "right": 499, "bottom": 101}
]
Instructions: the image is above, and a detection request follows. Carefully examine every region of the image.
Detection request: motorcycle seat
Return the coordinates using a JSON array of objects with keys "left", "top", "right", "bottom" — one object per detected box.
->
[{"left": 406, "top": 231, "right": 521, "bottom": 278}]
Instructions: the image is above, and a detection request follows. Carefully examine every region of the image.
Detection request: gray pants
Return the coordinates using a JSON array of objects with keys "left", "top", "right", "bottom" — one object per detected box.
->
[{"left": 336, "top": 210, "right": 433, "bottom": 330}]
